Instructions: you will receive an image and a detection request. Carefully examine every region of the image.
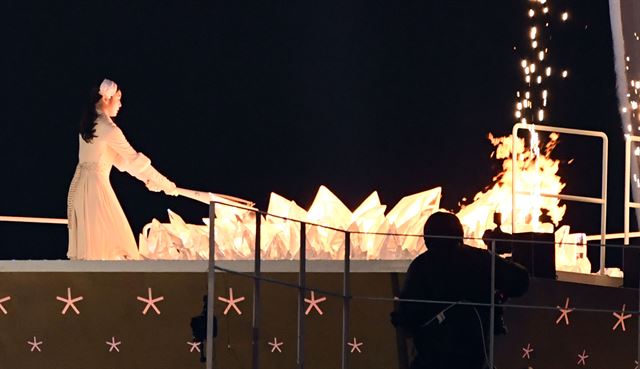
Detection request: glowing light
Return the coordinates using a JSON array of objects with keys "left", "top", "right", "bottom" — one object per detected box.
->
[
  {"left": 562, "top": 70, "right": 568, "bottom": 78},
  {"left": 536, "top": 75, "right": 542, "bottom": 84},
  {"left": 532, "top": 41, "right": 538, "bottom": 49},
  {"left": 521, "top": 59, "right": 528, "bottom": 68},
  {"left": 635, "top": 147, "right": 640, "bottom": 156},
  {"left": 525, "top": 92, "right": 530, "bottom": 99},
  {"left": 456, "top": 133, "right": 566, "bottom": 244},
  {"left": 525, "top": 66, "right": 531, "bottom": 75},
  {"left": 631, "top": 101, "right": 638, "bottom": 110},
  {"left": 545, "top": 67, "right": 551, "bottom": 76},
  {"left": 529, "top": 9, "right": 534, "bottom": 17},
  {"left": 543, "top": 7, "right": 549, "bottom": 14},
  {"left": 561, "top": 12, "right": 568, "bottom": 21},
  {"left": 530, "top": 27, "right": 537, "bottom": 40},
  {"left": 622, "top": 107, "right": 628, "bottom": 113},
  {"left": 538, "top": 51, "right": 545, "bottom": 61},
  {"left": 530, "top": 63, "right": 536, "bottom": 73},
  {"left": 635, "top": 81, "right": 640, "bottom": 89},
  {"left": 542, "top": 90, "right": 548, "bottom": 99},
  {"left": 526, "top": 75, "right": 531, "bottom": 83},
  {"left": 538, "top": 109, "right": 544, "bottom": 121},
  {"left": 515, "top": 111, "right": 522, "bottom": 118},
  {"left": 517, "top": 102, "right": 523, "bottom": 110}
]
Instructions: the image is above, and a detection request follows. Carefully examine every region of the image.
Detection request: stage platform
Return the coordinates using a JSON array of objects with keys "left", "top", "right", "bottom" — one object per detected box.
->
[{"left": 0, "top": 260, "right": 634, "bottom": 369}]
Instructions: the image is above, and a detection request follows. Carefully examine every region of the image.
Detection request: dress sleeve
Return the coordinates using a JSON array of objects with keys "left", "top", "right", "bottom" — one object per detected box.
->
[{"left": 105, "top": 125, "right": 152, "bottom": 178}]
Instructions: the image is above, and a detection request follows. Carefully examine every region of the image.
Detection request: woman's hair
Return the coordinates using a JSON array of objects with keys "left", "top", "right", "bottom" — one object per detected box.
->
[{"left": 79, "top": 86, "right": 102, "bottom": 143}]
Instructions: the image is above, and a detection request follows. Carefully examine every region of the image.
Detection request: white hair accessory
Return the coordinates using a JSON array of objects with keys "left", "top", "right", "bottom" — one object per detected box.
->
[{"left": 99, "top": 78, "right": 118, "bottom": 99}]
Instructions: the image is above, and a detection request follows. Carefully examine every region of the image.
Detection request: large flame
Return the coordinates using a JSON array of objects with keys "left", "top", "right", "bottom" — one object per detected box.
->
[{"left": 457, "top": 132, "right": 566, "bottom": 247}]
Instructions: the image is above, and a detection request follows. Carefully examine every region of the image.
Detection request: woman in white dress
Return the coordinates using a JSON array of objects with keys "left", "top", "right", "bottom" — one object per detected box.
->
[{"left": 67, "top": 79, "right": 176, "bottom": 260}]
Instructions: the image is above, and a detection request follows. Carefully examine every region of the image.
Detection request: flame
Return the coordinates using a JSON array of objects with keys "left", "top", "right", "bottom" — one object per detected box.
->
[{"left": 457, "top": 132, "right": 566, "bottom": 247}]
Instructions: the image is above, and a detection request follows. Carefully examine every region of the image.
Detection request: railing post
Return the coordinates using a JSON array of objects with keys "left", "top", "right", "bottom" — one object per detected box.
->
[
  {"left": 342, "top": 231, "right": 351, "bottom": 369},
  {"left": 489, "top": 240, "right": 496, "bottom": 369},
  {"left": 625, "top": 137, "right": 631, "bottom": 246},
  {"left": 206, "top": 202, "right": 216, "bottom": 369},
  {"left": 600, "top": 133, "right": 608, "bottom": 274},
  {"left": 252, "top": 213, "right": 261, "bottom": 369},
  {"left": 297, "top": 222, "right": 307, "bottom": 369}
]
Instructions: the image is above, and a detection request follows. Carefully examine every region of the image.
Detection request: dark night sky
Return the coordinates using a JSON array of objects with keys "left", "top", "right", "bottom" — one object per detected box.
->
[{"left": 1, "top": 0, "right": 625, "bottom": 263}]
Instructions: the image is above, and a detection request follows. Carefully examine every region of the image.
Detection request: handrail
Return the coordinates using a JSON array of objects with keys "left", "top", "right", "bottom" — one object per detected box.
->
[
  {"left": 511, "top": 123, "right": 608, "bottom": 274},
  {"left": 0, "top": 215, "right": 67, "bottom": 225}
]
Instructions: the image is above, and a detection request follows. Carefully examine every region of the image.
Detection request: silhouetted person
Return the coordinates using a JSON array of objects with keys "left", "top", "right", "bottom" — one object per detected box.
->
[{"left": 391, "top": 212, "right": 529, "bottom": 369}]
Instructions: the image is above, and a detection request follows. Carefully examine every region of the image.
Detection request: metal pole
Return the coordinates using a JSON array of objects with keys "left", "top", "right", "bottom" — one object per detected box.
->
[
  {"left": 489, "top": 240, "right": 496, "bottom": 369},
  {"left": 206, "top": 202, "right": 216, "bottom": 369},
  {"left": 252, "top": 213, "right": 261, "bottom": 369},
  {"left": 297, "top": 222, "right": 307, "bottom": 369},
  {"left": 512, "top": 127, "right": 518, "bottom": 235},
  {"left": 600, "top": 134, "right": 608, "bottom": 274},
  {"left": 342, "top": 232, "right": 351, "bottom": 369},
  {"left": 625, "top": 137, "right": 631, "bottom": 246}
]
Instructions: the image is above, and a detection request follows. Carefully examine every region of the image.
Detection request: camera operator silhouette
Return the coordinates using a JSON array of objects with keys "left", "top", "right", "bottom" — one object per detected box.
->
[{"left": 391, "top": 211, "right": 529, "bottom": 369}]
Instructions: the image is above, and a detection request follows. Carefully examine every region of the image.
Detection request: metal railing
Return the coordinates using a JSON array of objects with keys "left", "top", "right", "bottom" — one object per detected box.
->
[
  {"left": 511, "top": 123, "right": 608, "bottom": 273},
  {"left": 204, "top": 200, "right": 640, "bottom": 369}
]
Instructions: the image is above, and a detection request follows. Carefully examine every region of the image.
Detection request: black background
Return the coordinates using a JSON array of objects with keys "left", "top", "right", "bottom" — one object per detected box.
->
[{"left": 2, "top": 0, "right": 625, "bottom": 265}]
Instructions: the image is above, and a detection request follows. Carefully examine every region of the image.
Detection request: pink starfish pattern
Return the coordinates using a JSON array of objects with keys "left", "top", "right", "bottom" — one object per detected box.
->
[
  {"left": 577, "top": 349, "right": 589, "bottom": 365},
  {"left": 106, "top": 337, "right": 121, "bottom": 352},
  {"left": 555, "top": 297, "right": 574, "bottom": 325},
  {"left": 521, "top": 343, "right": 533, "bottom": 359},
  {"left": 304, "top": 291, "right": 327, "bottom": 315},
  {"left": 27, "top": 336, "right": 43, "bottom": 352},
  {"left": 347, "top": 337, "right": 363, "bottom": 353},
  {"left": 0, "top": 295, "right": 11, "bottom": 314},
  {"left": 136, "top": 288, "right": 164, "bottom": 315},
  {"left": 268, "top": 337, "right": 283, "bottom": 353},
  {"left": 218, "top": 288, "right": 245, "bottom": 315},
  {"left": 187, "top": 341, "right": 201, "bottom": 353},
  {"left": 612, "top": 304, "right": 632, "bottom": 331},
  {"left": 56, "top": 287, "right": 83, "bottom": 315}
]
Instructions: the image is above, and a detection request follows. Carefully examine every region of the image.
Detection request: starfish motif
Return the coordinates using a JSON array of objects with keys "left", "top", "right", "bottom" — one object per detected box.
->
[
  {"left": 56, "top": 288, "right": 83, "bottom": 315},
  {"left": 555, "top": 297, "right": 574, "bottom": 325},
  {"left": 106, "top": 337, "right": 121, "bottom": 352},
  {"left": 612, "top": 304, "right": 632, "bottom": 331},
  {"left": 187, "top": 341, "right": 201, "bottom": 353},
  {"left": 521, "top": 343, "right": 533, "bottom": 359},
  {"left": 27, "top": 336, "right": 43, "bottom": 352},
  {"left": 218, "top": 288, "right": 245, "bottom": 315},
  {"left": 347, "top": 337, "right": 363, "bottom": 353},
  {"left": 577, "top": 349, "right": 589, "bottom": 365},
  {"left": 136, "top": 288, "right": 164, "bottom": 315},
  {"left": 304, "top": 291, "right": 327, "bottom": 315},
  {"left": 268, "top": 337, "right": 283, "bottom": 353},
  {"left": 0, "top": 295, "right": 11, "bottom": 314}
]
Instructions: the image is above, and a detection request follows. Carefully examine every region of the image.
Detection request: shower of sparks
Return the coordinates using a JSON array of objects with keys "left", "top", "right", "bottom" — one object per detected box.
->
[{"left": 515, "top": 0, "right": 570, "bottom": 230}]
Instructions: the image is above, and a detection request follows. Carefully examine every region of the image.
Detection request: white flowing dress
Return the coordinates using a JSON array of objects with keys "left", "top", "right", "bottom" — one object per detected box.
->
[{"left": 67, "top": 114, "right": 152, "bottom": 260}]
